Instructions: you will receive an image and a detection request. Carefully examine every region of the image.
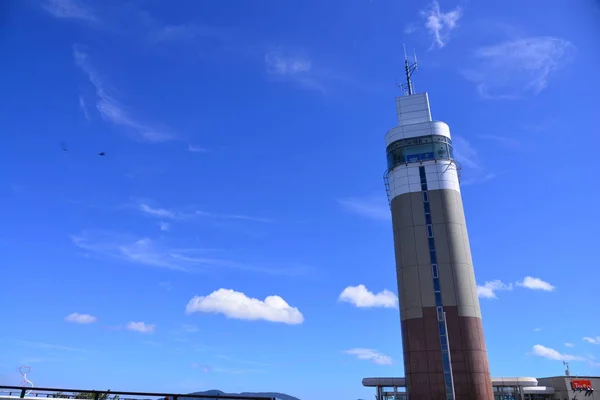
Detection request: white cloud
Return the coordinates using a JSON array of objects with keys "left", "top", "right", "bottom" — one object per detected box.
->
[
  {"left": 583, "top": 337, "right": 600, "bottom": 345},
  {"left": 339, "top": 285, "right": 398, "bottom": 308},
  {"left": 533, "top": 327, "right": 542, "bottom": 332},
  {"left": 420, "top": 1, "right": 462, "bottom": 49},
  {"left": 185, "top": 289, "right": 304, "bottom": 325},
  {"left": 343, "top": 348, "right": 393, "bottom": 365},
  {"left": 73, "top": 46, "right": 174, "bottom": 143},
  {"left": 127, "top": 321, "right": 156, "bottom": 334},
  {"left": 42, "top": 0, "right": 97, "bottom": 23},
  {"left": 565, "top": 342, "right": 575, "bottom": 348},
  {"left": 159, "top": 221, "right": 170, "bottom": 232},
  {"left": 338, "top": 197, "right": 390, "bottom": 221},
  {"left": 517, "top": 276, "right": 556, "bottom": 291},
  {"left": 531, "top": 344, "right": 584, "bottom": 361},
  {"left": 478, "top": 276, "right": 556, "bottom": 299},
  {"left": 64, "top": 312, "right": 97, "bottom": 324},
  {"left": 477, "top": 280, "right": 513, "bottom": 299},
  {"left": 463, "top": 37, "right": 575, "bottom": 99}
]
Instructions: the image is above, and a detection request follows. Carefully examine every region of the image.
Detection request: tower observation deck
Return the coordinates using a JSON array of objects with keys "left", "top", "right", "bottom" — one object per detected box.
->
[{"left": 384, "top": 54, "right": 493, "bottom": 400}]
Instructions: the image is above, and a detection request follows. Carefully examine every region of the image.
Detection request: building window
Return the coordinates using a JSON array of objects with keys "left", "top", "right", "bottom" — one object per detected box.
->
[
  {"left": 442, "top": 352, "right": 451, "bottom": 371},
  {"left": 425, "top": 213, "right": 432, "bottom": 225},
  {"left": 433, "top": 278, "right": 441, "bottom": 293},
  {"left": 435, "top": 292, "right": 442, "bottom": 305},
  {"left": 437, "top": 306, "right": 444, "bottom": 320},
  {"left": 423, "top": 191, "right": 429, "bottom": 202},
  {"left": 430, "top": 250, "right": 437, "bottom": 264},
  {"left": 427, "top": 224, "right": 434, "bottom": 237},
  {"left": 424, "top": 202, "right": 430, "bottom": 214},
  {"left": 428, "top": 237, "right": 435, "bottom": 251},
  {"left": 386, "top": 134, "right": 455, "bottom": 170},
  {"left": 439, "top": 321, "right": 446, "bottom": 335},
  {"left": 432, "top": 264, "right": 438, "bottom": 278}
]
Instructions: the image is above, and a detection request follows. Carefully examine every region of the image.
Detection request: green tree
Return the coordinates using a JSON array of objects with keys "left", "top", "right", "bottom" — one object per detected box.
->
[{"left": 73, "top": 392, "right": 119, "bottom": 400}]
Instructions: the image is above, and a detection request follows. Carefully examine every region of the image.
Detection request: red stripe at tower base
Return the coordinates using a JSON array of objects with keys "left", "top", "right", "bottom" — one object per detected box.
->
[{"left": 401, "top": 306, "right": 494, "bottom": 400}]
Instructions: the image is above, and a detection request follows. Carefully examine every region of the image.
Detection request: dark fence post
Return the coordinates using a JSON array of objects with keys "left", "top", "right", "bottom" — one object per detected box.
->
[{"left": 20, "top": 388, "right": 26, "bottom": 398}]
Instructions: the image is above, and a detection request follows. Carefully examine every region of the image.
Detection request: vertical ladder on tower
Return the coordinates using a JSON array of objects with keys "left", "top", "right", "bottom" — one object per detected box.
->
[{"left": 383, "top": 170, "right": 392, "bottom": 210}]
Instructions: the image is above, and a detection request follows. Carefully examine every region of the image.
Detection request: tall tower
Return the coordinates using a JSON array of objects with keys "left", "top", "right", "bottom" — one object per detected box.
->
[{"left": 384, "top": 54, "right": 493, "bottom": 400}]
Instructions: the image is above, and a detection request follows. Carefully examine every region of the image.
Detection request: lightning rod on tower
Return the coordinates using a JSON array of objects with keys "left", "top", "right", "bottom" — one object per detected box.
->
[{"left": 400, "top": 44, "right": 418, "bottom": 96}]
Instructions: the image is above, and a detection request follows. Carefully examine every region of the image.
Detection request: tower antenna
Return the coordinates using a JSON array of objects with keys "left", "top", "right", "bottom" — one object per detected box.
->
[
  {"left": 399, "top": 44, "right": 418, "bottom": 96},
  {"left": 564, "top": 361, "right": 571, "bottom": 376}
]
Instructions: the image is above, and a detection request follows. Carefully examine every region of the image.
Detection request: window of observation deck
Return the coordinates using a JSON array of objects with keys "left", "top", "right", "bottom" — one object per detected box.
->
[{"left": 386, "top": 135, "right": 454, "bottom": 170}]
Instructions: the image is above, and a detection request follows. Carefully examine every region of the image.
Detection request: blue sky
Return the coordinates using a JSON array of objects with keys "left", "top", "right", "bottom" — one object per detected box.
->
[{"left": 1, "top": 0, "right": 600, "bottom": 399}]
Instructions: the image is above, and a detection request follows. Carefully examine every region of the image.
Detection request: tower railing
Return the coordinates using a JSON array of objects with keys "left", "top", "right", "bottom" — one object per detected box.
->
[{"left": 0, "top": 386, "right": 276, "bottom": 400}]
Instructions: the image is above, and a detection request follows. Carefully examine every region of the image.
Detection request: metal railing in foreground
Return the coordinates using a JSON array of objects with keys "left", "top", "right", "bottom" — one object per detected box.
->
[{"left": 0, "top": 386, "right": 276, "bottom": 400}]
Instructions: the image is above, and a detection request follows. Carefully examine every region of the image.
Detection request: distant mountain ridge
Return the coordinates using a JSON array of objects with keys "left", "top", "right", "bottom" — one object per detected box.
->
[{"left": 189, "top": 390, "right": 300, "bottom": 400}]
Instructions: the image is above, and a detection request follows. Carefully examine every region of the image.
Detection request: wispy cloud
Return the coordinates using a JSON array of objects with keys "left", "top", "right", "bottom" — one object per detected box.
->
[
  {"left": 583, "top": 337, "right": 600, "bottom": 345},
  {"left": 420, "top": 1, "right": 462, "bottom": 49},
  {"left": 215, "top": 355, "right": 274, "bottom": 368},
  {"left": 264, "top": 51, "right": 328, "bottom": 92},
  {"left": 186, "top": 288, "right": 304, "bottom": 325},
  {"left": 41, "top": 0, "right": 98, "bottom": 23},
  {"left": 338, "top": 285, "right": 398, "bottom": 308},
  {"left": 159, "top": 221, "right": 170, "bottom": 232},
  {"left": 453, "top": 136, "right": 481, "bottom": 170},
  {"left": 212, "top": 367, "right": 264, "bottom": 374},
  {"left": 565, "top": 342, "right": 575, "bottom": 348},
  {"left": 64, "top": 312, "right": 97, "bottom": 324},
  {"left": 181, "top": 324, "right": 199, "bottom": 333},
  {"left": 72, "top": 230, "right": 305, "bottom": 275},
  {"left": 127, "top": 321, "right": 156, "bottom": 334},
  {"left": 478, "top": 134, "right": 521, "bottom": 150},
  {"left": 534, "top": 327, "right": 542, "bottom": 332},
  {"left": 477, "top": 280, "right": 513, "bottom": 299},
  {"left": 16, "top": 341, "right": 92, "bottom": 354},
  {"left": 159, "top": 281, "right": 172, "bottom": 291},
  {"left": 78, "top": 95, "right": 90, "bottom": 120},
  {"left": 72, "top": 231, "right": 189, "bottom": 271},
  {"left": 187, "top": 144, "right": 207, "bottom": 153},
  {"left": 73, "top": 46, "right": 174, "bottom": 143},
  {"left": 451, "top": 137, "right": 496, "bottom": 186},
  {"left": 137, "top": 202, "right": 272, "bottom": 223},
  {"left": 517, "top": 276, "right": 556, "bottom": 291},
  {"left": 265, "top": 52, "right": 311, "bottom": 75},
  {"left": 531, "top": 344, "right": 584, "bottom": 362},
  {"left": 463, "top": 36, "right": 575, "bottom": 99},
  {"left": 338, "top": 196, "right": 390, "bottom": 221},
  {"left": 343, "top": 348, "right": 393, "bottom": 365},
  {"left": 139, "top": 204, "right": 180, "bottom": 219}
]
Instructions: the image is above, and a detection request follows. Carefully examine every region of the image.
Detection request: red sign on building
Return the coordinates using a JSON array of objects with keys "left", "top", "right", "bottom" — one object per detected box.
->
[{"left": 571, "top": 380, "right": 593, "bottom": 390}]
